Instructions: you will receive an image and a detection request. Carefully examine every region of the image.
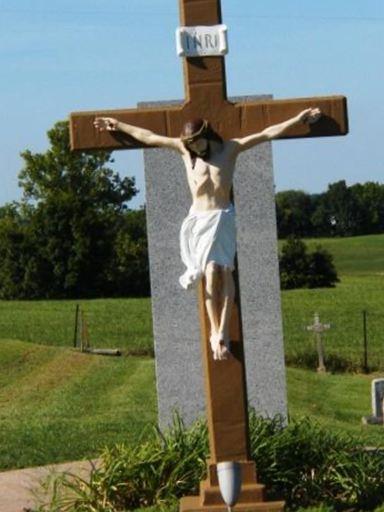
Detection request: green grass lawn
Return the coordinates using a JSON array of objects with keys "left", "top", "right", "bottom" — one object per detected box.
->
[
  {"left": 0, "top": 340, "right": 156, "bottom": 470},
  {"left": 278, "top": 233, "right": 384, "bottom": 276},
  {"left": 287, "top": 366, "right": 384, "bottom": 446},
  {"left": 304, "top": 233, "right": 384, "bottom": 276},
  {"left": 0, "top": 298, "right": 153, "bottom": 351},
  {"left": 280, "top": 233, "right": 384, "bottom": 369},
  {"left": 282, "top": 274, "right": 384, "bottom": 370}
]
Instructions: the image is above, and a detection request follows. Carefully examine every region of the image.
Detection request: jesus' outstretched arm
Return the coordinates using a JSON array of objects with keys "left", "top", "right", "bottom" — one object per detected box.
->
[
  {"left": 232, "top": 107, "right": 321, "bottom": 152},
  {"left": 93, "top": 117, "right": 184, "bottom": 153}
]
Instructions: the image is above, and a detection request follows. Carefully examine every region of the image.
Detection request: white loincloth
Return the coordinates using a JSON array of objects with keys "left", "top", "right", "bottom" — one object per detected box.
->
[{"left": 179, "top": 204, "right": 236, "bottom": 290}]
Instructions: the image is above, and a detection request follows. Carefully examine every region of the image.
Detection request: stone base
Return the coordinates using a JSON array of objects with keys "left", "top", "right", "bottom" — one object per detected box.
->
[
  {"left": 362, "top": 415, "right": 383, "bottom": 425},
  {"left": 180, "top": 461, "right": 285, "bottom": 512},
  {"left": 180, "top": 496, "right": 285, "bottom": 512}
]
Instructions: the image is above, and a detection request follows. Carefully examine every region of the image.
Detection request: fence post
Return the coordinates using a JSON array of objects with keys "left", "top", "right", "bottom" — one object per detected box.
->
[
  {"left": 73, "top": 304, "right": 80, "bottom": 348},
  {"left": 362, "top": 310, "right": 369, "bottom": 373}
]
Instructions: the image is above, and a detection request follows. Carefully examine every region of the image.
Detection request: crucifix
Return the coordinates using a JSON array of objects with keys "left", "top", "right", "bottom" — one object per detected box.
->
[
  {"left": 307, "top": 313, "right": 331, "bottom": 373},
  {"left": 70, "top": 0, "right": 348, "bottom": 509}
]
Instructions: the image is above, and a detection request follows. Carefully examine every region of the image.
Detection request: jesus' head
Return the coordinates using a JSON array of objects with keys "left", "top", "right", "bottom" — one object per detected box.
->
[{"left": 180, "top": 118, "right": 210, "bottom": 158}]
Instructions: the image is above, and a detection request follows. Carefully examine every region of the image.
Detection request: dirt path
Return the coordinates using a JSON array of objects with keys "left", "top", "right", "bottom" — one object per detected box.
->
[{"left": 0, "top": 459, "right": 99, "bottom": 512}]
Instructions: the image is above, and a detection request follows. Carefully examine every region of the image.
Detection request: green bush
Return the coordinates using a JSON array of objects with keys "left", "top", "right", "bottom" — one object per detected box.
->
[
  {"left": 306, "top": 246, "right": 339, "bottom": 289},
  {"left": 35, "top": 414, "right": 384, "bottom": 511},
  {"left": 279, "top": 237, "right": 339, "bottom": 290},
  {"left": 249, "top": 414, "right": 384, "bottom": 510},
  {"left": 36, "top": 414, "right": 207, "bottom": 511}
]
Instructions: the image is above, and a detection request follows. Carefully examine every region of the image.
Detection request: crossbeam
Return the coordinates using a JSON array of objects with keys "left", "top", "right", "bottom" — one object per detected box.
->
[{"left": 71, "top": 95, "right": 347, "bottom": 151}]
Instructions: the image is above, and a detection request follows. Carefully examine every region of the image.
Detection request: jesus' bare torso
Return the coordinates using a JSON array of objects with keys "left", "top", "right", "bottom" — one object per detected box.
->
[
  {"left": 182, "top": 140, "right": 236, "bottom": 211},
  {"left": 94, "top": 108, "right": 321, "bottom": 361}
]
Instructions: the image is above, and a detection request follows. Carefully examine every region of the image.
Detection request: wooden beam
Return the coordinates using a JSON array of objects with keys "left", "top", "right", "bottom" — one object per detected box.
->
[
  {"left": 236, "top": 95, "right": 348, "bottom": 139},
  {"left": 70, "top": 105, "right": 181, "bottom": 151}
]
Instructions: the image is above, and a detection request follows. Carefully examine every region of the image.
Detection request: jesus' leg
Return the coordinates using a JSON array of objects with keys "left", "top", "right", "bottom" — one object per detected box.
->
[
  {"left": 216, "top": 267, "right": 235, "bottom": 359},
  {"left": 204, "top": 262, "right": 223, "bottom": 360}
]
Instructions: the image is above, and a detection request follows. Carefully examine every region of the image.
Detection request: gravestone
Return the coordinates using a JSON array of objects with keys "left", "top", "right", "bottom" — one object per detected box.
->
[
  {"left": 143, "top": 96, "right": 287, "bottom": 428},
  {"left": 372, "top": 378, "right": 384, "bottom": 418},
  {"left": 362, "top": 378, "right": 384, "bottom": 425},
  {"left": 307, "top": 313, "right": 331, "bottom": 373}
]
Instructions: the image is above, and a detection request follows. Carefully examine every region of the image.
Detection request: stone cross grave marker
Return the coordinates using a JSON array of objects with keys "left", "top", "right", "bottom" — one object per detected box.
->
[
  {"left": 70, "top": 0, "right": 348, "bottom": 509},
  {"left": 307, "top": 312, "right": 331, "bottom": 373}
]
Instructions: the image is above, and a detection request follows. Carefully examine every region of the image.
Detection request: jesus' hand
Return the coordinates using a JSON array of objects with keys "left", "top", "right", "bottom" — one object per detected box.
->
[
  {"left": 93, "top": 117, "right": 120, "bottom": 132},
  {"left": 298, "top": 108, "right": 322, "bottom": 125}
]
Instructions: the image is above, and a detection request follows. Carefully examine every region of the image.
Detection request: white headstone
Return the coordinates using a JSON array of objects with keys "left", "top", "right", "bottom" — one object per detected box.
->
[{"left": 372, "top": 378, "right": 384, "bottom": 418}]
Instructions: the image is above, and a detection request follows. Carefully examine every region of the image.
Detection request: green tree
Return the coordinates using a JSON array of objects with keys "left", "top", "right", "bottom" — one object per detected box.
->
[
  {"left": 0, "top": 121, "right": 147, "bottom": 299},
  {"left": 349, "top": 181, "right": 384, "bottom": 235},
  {"left": 311, "top": 180, "right": 384, "bottom": 237},
  {"left": 107, "top": 208, "right": 150, "bottom": 297},
  {"left": 312, "top": 180, "right": 358, "bottom": 236},
  {"left": 275, "top": 190, "right": 315, "bottom": 238}
]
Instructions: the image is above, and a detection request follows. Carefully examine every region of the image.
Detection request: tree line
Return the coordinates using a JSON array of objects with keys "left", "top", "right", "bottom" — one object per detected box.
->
[
  {"left": 276, "top": 181, "right": 384, "bottom": 238},
  {"left": 0, "top": 121, "right": 381, "bottom": 299}
]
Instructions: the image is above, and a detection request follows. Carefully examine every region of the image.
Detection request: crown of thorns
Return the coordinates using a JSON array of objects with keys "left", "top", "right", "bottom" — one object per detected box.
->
[{"left": 180, "top": 119, "right": 209, "bottom": 143}]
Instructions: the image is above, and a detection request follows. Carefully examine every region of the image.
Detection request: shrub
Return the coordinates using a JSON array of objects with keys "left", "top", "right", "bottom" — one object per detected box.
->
[
  {"left": 279, "top": 238, "right": 309, "bottom": 289},
  {"left": 279, "top": 237, "right": 338, "bottom": 290},
  {"left": 306, "top": 246, "right": 339, "bottom": 289},
  {"left": 35, "top": 414, "right": 207, "bottom": 511},
  {"left": 249, "top": 414, "right": 384, "bottom": 510},
  {"left": 35, "top": 414, "right": 384, "bottom": 511}
]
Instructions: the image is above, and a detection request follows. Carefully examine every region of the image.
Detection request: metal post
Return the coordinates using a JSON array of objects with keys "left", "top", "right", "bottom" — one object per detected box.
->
[
  {"left": 363, "top": 310, "right": 368, "bottom": 373},
  {"left": 73, "top": 304, "right": 80, "bottom": 348}
]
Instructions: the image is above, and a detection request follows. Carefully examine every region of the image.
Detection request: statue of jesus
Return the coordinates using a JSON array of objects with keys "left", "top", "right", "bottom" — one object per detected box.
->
[{"left": 94, "top": 107, "right": 321, "bottom": 361}]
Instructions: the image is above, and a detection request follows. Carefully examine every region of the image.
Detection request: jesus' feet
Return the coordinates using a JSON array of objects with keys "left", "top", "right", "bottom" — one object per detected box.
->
[{"left": 210, "top": 332, "right": 230, "bottom": 361}]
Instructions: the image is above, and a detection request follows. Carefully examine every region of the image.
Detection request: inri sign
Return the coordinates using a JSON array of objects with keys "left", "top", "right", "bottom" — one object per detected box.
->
[{"left": 176, "top": 24, "right": 228, "bottom": 57}]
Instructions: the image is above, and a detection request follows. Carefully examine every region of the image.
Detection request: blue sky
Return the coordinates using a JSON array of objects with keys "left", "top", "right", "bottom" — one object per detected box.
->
[{"left": 1, "top": 0, "right": 384, "bottom": 208}]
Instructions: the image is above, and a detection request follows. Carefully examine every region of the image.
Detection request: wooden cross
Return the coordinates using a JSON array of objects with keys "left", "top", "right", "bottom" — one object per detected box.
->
[
  {"left": 70, "top": 0, "right": 348, "bottom": 510},
  {"left": 307, "top": 313, "right": 331, "bottom": 373}
]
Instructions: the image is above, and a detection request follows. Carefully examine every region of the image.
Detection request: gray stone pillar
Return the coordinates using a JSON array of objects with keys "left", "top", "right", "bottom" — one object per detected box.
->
[{"left": 142, "top": 96, "right": 287, "bottom": 429}]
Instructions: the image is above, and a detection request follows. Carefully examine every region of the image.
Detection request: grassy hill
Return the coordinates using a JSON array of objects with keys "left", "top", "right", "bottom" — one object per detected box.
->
[{"left": 0, "top": 233, "right": 383, "bottom": 470}]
